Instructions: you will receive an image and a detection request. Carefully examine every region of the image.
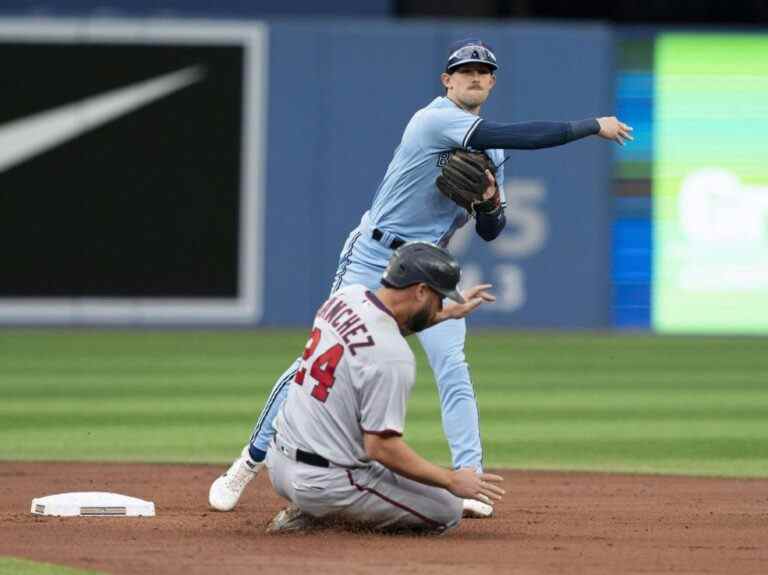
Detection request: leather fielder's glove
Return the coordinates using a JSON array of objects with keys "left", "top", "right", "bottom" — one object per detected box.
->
[{"left": 436, "top": 150, "right": 501, "bottom": 215}]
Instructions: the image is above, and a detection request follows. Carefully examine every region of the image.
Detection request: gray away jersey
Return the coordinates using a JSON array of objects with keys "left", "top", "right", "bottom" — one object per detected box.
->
[
  {"left": 273, "top": 285, "right": 415, "bottom": 468},
  {"left": 368, "top": 96, "right": 507, "bottom": 246}
]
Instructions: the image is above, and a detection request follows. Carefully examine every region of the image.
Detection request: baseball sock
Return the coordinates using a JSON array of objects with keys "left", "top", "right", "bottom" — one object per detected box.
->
[{"left": 248, "top": 446, "right": 267, "bottom": 463}]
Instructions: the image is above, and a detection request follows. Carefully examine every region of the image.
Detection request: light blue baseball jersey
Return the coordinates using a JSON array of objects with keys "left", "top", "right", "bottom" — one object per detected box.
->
[
  {"left": 368, "top": 96, "right": 506, "bottom": 247},
  {"left": 249, "top": 96, "right": 506, "bottom": 473}
]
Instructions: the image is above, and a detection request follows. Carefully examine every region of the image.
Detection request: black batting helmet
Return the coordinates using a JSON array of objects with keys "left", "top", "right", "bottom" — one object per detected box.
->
[{"left": 381, "top": 242, "right": 465, "bottom": 303}]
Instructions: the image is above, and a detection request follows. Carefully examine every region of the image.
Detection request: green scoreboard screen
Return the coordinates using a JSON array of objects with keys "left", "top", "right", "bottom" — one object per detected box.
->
[{"left": 653, "top": 34, "right": 768, "bottom": 333}]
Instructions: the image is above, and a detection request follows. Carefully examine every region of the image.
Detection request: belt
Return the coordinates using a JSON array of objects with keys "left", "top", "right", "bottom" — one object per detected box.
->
[
  {"left": 275, "top": 437, "right": 330, "bottom": 468},
  {"left": 371, "top": 228, "right": 405, "bottom": 250},
  {"left": 296, "top": 449, "right": 329, "bottom": 468}
]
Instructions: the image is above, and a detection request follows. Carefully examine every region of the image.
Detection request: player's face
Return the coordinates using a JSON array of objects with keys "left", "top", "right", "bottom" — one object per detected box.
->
[
  {"left": 442, "top": 63, "right": 496, "bottom": 112},
  {"left": 405, "top": 285, "right": 443, "bottom": 334}
]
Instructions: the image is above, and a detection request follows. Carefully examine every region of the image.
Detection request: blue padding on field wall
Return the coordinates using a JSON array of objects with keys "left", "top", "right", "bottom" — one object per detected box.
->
[
  {"left": 612, "top": 214, "right": 652, "bottom": 329},
  {"left": 260, "top": 21, "right": 615, "bottom": 327}
]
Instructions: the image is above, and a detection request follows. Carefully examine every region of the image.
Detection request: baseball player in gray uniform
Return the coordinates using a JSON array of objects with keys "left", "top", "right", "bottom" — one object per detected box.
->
[{"left": 266, "top": 242, "right": 504, "bottom": 533}]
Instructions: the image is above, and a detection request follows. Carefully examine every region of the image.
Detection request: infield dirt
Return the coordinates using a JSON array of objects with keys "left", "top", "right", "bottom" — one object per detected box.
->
[{"left": 1, "top": 462, "right": 766, "bottom": 574}]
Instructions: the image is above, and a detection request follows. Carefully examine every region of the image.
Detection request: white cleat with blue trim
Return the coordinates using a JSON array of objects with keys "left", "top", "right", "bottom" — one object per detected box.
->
[{"left": 208, "top": 446, "right": 264, "bottom": 512}]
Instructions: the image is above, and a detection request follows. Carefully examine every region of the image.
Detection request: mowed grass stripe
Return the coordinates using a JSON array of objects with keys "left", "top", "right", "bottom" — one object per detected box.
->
[
  {"left": 5, "top": 387, "right": 768, "bottom": 409},
  {"left": 4, "top": 400, "right": 768, "bottom": 419},
  {"left": 6, "top": 371, "right": 767, "bottom": 399},
  {"left": 4, "top": 428, "right": 766, "bottom": 475},
  {"left": 0, "top": 557, "right": 106, "bottom": 575},
  {"left": 1, "top": 330, "right": 767, "bottom": 476},
  {"left": 3, "top": 412, "right": 767, "bottom": 439}
]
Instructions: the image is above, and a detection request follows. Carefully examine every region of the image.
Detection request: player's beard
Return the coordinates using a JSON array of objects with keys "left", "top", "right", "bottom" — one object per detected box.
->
[{"left": 405, "top": 303, "right": 434, "bottom": 334}]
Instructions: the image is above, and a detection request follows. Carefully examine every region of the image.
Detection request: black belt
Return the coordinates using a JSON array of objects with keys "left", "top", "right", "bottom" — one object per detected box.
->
[
  {"left": 372, "top": 228, "right": 405, "bottom": 250},
  {"left": 296, "top": 448, "right": 330, "bottom": 468}
]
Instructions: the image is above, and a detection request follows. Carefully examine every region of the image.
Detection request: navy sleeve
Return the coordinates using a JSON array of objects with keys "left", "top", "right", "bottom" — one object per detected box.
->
[
  {"left": 469, "top": 118, "right": 600, "bottom": 150},
  {"left": 475, "top": 207, "right": 506, "bottom": 242}
]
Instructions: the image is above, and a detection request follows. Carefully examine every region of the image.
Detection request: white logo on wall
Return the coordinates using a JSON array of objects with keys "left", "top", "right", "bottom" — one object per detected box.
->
[
  {"left": 453, "top": 179, "right": 548, "bottom": 311},
  {"left": 677, "top": 168, "right": 768, "bottom": 291},
  {"left": 0, "top": 66, "right": 205, "bottom": 174}
]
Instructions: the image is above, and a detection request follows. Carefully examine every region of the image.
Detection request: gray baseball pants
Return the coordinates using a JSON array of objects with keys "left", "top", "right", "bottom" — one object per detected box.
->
[{"left": 265, "top": 438, "right": 462, "bottom": 533}]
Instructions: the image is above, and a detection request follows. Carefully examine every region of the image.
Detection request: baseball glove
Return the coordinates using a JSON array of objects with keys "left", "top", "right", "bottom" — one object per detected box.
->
[{"left": 436, "top": 150, "right": 501, "bottom": 215}]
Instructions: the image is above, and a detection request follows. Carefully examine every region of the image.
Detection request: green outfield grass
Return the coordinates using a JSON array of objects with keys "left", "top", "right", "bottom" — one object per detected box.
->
[
  {"left": 1, "top": 329, "right": 767, "bottom": 477},
  {"left": 0, "top": 557, "right": 104, "bottom": 575}
]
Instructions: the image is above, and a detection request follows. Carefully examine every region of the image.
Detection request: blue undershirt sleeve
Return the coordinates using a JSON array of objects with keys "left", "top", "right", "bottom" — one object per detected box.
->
[{"left": 469, "top": 118, "right": 600, "bottom": 150}]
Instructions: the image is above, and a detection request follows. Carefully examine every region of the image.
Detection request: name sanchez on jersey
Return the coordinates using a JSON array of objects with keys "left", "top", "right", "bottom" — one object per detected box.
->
[{"left": 315, "top": 294, "right": 376, "bottom": 355}]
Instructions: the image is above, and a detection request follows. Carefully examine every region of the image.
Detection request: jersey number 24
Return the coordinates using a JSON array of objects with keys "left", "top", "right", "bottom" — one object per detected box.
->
[{"left": 294, "top": 327, "right": 344, "bottom": 402}]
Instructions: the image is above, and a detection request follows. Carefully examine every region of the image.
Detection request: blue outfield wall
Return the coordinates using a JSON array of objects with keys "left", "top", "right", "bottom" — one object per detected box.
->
[{"left": 261, "top": 21, "right": 615, "bottom": 328}]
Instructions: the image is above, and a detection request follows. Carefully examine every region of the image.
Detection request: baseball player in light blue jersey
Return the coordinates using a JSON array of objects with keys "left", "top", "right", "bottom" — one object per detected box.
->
[{"left": 209, "top": 39, "right": 633, "bottom": 517}]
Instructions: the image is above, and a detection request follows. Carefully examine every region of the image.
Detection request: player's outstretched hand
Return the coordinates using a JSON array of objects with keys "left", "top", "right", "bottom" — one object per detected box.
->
[
  {"left": 448, "top": 468, "right": 505, "bottom": 503},
  {"left": 596, "top": 116, "right": 634, "bottom": 146},
  {"left": 436, "top": 284, "right": 495, "bottom": 322}
]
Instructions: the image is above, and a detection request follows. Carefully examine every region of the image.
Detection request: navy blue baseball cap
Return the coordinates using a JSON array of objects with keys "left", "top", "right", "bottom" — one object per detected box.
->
[{"left": 445, "top": 39, "right": 498, "bottom": 73}]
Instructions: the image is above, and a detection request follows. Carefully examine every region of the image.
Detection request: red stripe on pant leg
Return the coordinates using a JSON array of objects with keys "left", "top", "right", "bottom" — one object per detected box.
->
[{"left": 346, "top": 470, "right": 444, "bottom": 530}]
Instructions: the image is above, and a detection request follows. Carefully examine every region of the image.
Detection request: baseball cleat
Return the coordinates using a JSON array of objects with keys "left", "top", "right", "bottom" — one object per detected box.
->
[
  {"left": 208, "top": 446, "right": 264, "bottom": 511},
  {"left": 462, "top": 498, "right": 494, "bottom": 518},
  {"left": 266, "top": 505, "right": 315, "bottom": 533}
]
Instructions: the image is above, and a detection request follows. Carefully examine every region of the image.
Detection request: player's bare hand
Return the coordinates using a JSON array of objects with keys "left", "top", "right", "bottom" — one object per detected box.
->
[
  {"left": 482, "top": 169, "right": 496, "bottom": 200},
  {"left": 448, "top": 468, "right": 505, "bottom": 502},
  {"left": 463, "top": 283, "right": 495, "bottom": 305},
  {"left": 596, "top": 116, "right": 634, "bottom": 146},
  {"left": 437, "top": 284, "right": 495, "bottom": 322}
]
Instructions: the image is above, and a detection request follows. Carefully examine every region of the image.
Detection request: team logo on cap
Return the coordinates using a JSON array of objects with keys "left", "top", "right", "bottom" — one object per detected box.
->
[{"left": 446, "top": 42, "right": 498, "bottom": 72}]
